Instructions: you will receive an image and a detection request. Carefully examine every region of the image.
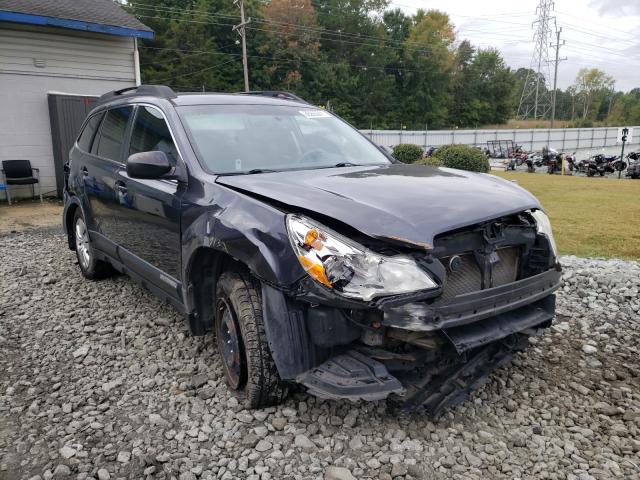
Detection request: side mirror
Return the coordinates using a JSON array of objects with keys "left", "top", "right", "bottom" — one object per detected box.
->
[{"left": 127, "top": 151, "right": 173, "bottom": 179}]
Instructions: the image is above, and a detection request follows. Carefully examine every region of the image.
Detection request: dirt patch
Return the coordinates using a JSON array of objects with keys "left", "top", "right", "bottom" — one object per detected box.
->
[{"left": 0, "top": 199, "right": 63, "bottom": 233}]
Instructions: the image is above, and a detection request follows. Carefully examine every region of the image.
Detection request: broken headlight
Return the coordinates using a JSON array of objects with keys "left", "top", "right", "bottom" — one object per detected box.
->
[
  {"left": 530, "top": 209, "right": 557, "bottom": 258},
  {"left": 286, "top": 214, "right": 438, "bottom": 301}
]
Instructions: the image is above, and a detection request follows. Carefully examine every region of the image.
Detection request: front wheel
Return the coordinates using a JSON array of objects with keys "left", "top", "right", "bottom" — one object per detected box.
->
[{"left": 214, "top": 271, "right": 288, "bottom": 408}]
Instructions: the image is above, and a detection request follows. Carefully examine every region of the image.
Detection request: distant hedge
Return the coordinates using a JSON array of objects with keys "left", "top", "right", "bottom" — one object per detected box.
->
[
  {"left": 415, "top": 156, "right": 443, "bottom": 167},
  {"left": 392, "top": 144, "right": 424, "bottom": 163},
  {"left": 433, "top": 144, "right": 490, "bottom": 173}
]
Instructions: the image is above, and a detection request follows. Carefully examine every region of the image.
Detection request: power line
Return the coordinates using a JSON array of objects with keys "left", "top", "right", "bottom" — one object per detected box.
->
[
  {"left": 140, "top": 43, "right": 240, "bottom": 67},
  {"left": 129, "top": 3, "right": 534, "bottom": 55},
  {"left": 155, "top": 58, "right": 238, "bottom": 83},
  {"left": 132, "top": 11, "right": 444, "bottom": 57}
]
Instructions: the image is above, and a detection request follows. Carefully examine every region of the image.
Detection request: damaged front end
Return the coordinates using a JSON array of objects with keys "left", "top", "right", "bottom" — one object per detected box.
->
[{"left": 262, "top": 210, "right": 561, "bottom": 416}]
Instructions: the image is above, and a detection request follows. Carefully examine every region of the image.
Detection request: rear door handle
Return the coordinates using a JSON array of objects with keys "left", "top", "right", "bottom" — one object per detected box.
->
[{"left": 81, "top": 166, "right": 89, "bottom": 176}]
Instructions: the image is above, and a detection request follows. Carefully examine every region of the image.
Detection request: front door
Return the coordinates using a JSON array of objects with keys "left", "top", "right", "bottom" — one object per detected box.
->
[{"left": 112, "top": 105, "right": 184, "bottom": 298}]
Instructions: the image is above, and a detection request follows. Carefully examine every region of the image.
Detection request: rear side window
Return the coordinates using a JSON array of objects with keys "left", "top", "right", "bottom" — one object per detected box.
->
[
  {"left": 93, "top": 106, "right": 133, "bottom": 161},
  {"left": 77, "top": 112, "right": 104, "bottom": 152},
  {"left": 129, "top": 106, "right": 178, "bottom": 166}
]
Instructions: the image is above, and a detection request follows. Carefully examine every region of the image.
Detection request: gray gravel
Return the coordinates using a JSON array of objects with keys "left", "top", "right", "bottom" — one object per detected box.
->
[{"left": 1, "top": 228, "right": 639, "bottom": 480}]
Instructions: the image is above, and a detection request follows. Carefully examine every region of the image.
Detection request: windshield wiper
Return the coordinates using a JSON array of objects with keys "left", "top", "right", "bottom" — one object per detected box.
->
[
  {"left": 218, "top": 168, "right": 277, "bottom": 176},
  {"left": 333, "top": 162, "right": 361, "bottom": 167}
]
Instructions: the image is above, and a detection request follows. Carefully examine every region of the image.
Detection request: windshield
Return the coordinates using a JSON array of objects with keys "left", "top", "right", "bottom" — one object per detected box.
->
[{"left": 177, "top": 104, "right": 390, "bottom": 174}]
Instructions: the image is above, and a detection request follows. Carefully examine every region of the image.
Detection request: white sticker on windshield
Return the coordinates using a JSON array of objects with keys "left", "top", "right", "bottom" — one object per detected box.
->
[{"left": 299, "top": 109, "right": 331, "bottom": 118}]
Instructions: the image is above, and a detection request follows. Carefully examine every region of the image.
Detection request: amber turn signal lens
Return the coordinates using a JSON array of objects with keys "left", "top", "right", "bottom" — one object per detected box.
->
[
  {"left": 303, "top": 229, "right": 324, "bottom": 250},
  {"left": 298, "top": 255, "right": 332, "bottom": 287}
]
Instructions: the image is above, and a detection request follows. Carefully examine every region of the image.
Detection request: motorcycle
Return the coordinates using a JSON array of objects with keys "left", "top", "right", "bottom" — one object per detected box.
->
[
  {"left": 525, "top": 158, "right": 536, "bottom": 173},
  {"left": 565, "top": 152, "right": 577, "bottom": 172},
  {"left": 626, "top": 152, "right": 640, "bottom": 179},
  {"left": 546, "top": 154, "right": 562, "bottom": 174},
  {"left": 577, "top": 154, "right": 607, "bottom": 177}
]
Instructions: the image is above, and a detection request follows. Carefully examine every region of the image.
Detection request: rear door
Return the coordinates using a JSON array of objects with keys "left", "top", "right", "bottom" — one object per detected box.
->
[
  {"left": 82, "top": 106, "right": 134, "bottom": 256},
  {"left": 111, "top": 104, "right": 184, "bottom": 298}
]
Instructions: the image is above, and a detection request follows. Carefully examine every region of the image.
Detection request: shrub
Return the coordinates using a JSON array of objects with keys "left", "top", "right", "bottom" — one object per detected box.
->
[
  {"left": 414, "top": 156, "right": 443, "bottom": 167},
  {"left": 392, "top": 143, "right": 424, "bottom": 164},
  {"left": 433, "top": 144, "right": 490, "bottom": 173}
]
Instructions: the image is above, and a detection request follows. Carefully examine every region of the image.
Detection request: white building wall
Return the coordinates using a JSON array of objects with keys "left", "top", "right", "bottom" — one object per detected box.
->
[{"left": 0, "top": 23, "right": 137, "bottom": 200}]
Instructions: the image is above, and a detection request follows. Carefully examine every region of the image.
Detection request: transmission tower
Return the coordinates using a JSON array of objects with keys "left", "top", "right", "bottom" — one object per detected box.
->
[{"left": 517, "top": 0, "right": 555, "bottom": 120}]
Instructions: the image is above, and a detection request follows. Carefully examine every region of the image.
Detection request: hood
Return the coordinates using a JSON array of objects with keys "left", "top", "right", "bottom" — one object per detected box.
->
[{"left": 216, "top": 164, "right": 541, "bottom": 249}]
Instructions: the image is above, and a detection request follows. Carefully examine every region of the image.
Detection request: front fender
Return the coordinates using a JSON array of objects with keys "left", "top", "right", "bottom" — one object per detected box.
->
[{"left": 181, "top": 185, "right": 307, "bottom": 310}]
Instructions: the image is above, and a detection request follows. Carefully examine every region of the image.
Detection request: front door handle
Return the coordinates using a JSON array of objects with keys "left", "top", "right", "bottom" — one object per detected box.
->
[
  {"left": 114, "top": 181, "right": 127, "bottom": 194},
  {"left": 81, "top": 166, "right": 89, "bottom": 176}
]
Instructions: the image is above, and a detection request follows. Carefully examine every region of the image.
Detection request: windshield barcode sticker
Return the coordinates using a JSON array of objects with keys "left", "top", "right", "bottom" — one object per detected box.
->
[{"left": 299, "top": 109, "right": 331, "bottom": 118}]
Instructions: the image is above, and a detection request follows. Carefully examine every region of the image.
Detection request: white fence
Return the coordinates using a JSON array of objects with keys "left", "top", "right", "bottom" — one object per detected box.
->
[{"left": 362, "top": 126, "right": 640, "bottom": 152}]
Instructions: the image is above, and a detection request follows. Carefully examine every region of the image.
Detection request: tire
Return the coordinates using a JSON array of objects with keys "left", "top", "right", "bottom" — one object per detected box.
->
[
  {"left": 72, "top": 209, "right": 114, "bottom": 280},
  {"left": 214, "top": 271, "right": 288, "bottom": 408}
]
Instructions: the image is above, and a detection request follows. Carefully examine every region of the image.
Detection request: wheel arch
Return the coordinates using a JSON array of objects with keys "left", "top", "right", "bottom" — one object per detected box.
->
[
  {"left": 185, "top": 246, "right": 250, "bottom": 336},
  {"left": 63, "top": 195, "right": 83, "bottom": 250}
]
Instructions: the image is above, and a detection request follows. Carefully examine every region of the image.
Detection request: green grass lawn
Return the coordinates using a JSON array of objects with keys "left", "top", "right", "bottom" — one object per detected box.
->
[{"left": 493, "top": 172, "right": 640, "bottom": 260}]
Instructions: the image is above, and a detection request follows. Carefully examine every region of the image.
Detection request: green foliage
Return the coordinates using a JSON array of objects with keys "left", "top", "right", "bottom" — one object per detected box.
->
[
  {"left": 570, "top": 119, "right": 594, "bottom": 128},
  {"left": 434, "top": 145, "right": 489, "bottom": 173},
  {"left": 127, "top": 1, "right": 635, "bottom": 129},
  {"left": 451, "top": 47, "right": 515, "bottom": 127},
  {"left": 414, "top": 156, "right": 443, "bottom": 167},
  {"left": 392, "top": 144, "right": 424, "bottom": 163}
]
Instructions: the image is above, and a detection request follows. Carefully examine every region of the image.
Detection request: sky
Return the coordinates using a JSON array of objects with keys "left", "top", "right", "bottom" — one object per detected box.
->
[{"left": 392, "top": 0, "right": 640, "bottom": 92}]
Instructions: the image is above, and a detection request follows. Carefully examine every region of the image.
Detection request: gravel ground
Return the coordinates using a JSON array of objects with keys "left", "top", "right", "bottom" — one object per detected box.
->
[{"left": 1, "top": 228, "right": 639, "bottom": 480}]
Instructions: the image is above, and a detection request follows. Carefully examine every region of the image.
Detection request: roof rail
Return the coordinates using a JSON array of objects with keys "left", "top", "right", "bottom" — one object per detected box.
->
[
  {"left": 236, "top": 90, "right": 308, "bottom": 103},
  {"left": 96, "top": 85, "right": 177, "bottom": 106}
]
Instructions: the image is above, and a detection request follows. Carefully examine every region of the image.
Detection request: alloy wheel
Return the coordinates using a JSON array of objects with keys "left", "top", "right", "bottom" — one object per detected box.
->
[{"left": 75, "top": 217, "right": 91, "bottom": 269}]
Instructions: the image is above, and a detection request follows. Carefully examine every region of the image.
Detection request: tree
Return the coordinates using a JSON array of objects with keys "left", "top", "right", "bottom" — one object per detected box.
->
[
  {"left": 608, "top": 89, "right": 640, "bottom": 125},
  {"left": 127, "top": 1, "right": 634, "bottom": 129},
  {"left": 573, "top": 68, "right": 615, "bottom": 120},
  {"left": 400, "top": 9, "right": 455, "bottom": 129},
  {"left": 257, "top": 0, "right": 322, "bottom": 92}
]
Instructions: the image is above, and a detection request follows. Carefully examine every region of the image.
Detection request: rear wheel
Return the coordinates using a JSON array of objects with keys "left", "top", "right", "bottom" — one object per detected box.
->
[
  {"left": 73, "top": 209, "right": 114, "bottom": 279},
  {"left": 214, "top": 271, "right": 288, "bottom": 408}
]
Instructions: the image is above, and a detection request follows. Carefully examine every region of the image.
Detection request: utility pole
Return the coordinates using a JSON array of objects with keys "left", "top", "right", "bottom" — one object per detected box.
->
[
  {"left": 233, "top": 0, "right": 250, "bottom": 92},
  {"left": 550, "top": 26, "right": 566, "bottom": 128}
]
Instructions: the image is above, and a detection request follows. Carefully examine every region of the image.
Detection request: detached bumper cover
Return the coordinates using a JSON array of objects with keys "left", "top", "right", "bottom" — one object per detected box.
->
[
  {"left": 382, "top": 267, "right": 562, "bottom": 332},
  {"left": 442, "top": 295, "right": 555, "bottom": 353},
  {"left": 296, "top": 350, "right": 404, "bottom": 401}
]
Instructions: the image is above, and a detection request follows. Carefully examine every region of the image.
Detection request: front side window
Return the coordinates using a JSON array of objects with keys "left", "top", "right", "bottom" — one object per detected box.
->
[
  {"left": 129, "top": 106, "right": 178, "bottom": 166},
  {"left": 177, "top": 105, "right": 390, "bottom": 174},
  {"left": 93, "top": 106, "right": 133, "bottom": 161},
  {"left": 77, "top": 112, "right": 104, "bottom": 152}
]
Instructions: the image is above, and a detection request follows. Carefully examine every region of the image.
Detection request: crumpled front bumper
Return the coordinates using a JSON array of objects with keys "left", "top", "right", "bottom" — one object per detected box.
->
[
  {"left": 381, "top": 267, "right": 562, "bottom": 333},
  {"left": 265, "top": 266, "right": 562, "bottom": 414}
]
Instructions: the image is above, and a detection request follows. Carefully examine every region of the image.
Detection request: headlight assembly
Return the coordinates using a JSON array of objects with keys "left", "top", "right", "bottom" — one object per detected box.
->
[
  {"left": 529, "top": 209, "right": 557, "bottom": 258},
  {"left": 286, "top": 214, "right": 438, "bottom": 301}
]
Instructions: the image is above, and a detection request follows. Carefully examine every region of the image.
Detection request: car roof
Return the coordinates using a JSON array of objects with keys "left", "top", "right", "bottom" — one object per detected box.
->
[
  {"left": 94, "top": 85, "right": 311, "bottom": 110},
  {"left": 171, "top": 93, "right": 309, "bottom": 108}
]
